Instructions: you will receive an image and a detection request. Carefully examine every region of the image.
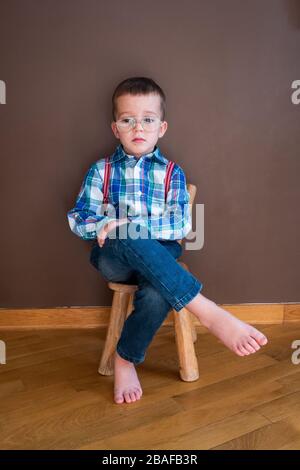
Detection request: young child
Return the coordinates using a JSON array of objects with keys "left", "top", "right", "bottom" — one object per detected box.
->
[{"left": 67, "top": 76, "right": 268, "bottom": 405}]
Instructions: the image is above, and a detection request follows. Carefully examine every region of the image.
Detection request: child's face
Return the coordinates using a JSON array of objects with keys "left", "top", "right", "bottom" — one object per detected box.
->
[{"left": 111, "top": 93, "right": 168, "bottom": 158}]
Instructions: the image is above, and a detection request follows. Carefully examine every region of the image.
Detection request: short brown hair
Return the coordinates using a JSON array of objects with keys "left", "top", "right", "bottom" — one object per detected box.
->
[{"left": 112, "top": 76, "right": 166, "bottom": 122}]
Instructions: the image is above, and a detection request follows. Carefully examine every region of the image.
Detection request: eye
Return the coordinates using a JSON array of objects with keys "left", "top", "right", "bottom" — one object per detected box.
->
[
  {"left": 144, "top": 117, "right": 155, "bottom": 123},
  {"left": 121, "top": 118, "right": 131, "bottom": 123}
]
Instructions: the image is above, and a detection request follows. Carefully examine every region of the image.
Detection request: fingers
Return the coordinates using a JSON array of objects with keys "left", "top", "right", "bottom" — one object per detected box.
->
[
  {"left": 98, "top": 236, "right": 106, "bottom": 247},
  {"left": 97, "top": 229, "right": 107, "bottom": 248},
  {"left": 97, "top": 220, "right": 120, "bottom": 247}
]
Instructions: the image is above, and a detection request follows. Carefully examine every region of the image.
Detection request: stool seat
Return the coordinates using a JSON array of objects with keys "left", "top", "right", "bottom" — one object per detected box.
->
[
  {"left": 108, "top": 283, "right": 138, "bottom": 294},
  {"left": 98, "top": 260, "right": 199, "bottom": 382}
]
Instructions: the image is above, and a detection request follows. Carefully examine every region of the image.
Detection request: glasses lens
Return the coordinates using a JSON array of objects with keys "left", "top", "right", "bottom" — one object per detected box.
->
[
  {"left": 142, "top": 117, "right": 161, "bottom": 130},
  {"left": 117, "top": 118, "right": 134, "bottom": 131},
  {"left": 116, "top": 117, "right": 161, "bottom": 132}
]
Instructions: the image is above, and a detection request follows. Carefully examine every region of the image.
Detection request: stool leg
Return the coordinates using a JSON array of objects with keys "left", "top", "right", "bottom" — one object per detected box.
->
[
  {"left": 126, "top": 293, "right": 134, "bottom": 319},
  {"left": 98, "top": 291, "right": 131, "bottom": 376},
  {"left": 190, "top": 312, "right": 198, "bottom": 343},
  {"left": 173, "top": 307, "right": 200, "bottom": 382},
  {"left": 177, "top": 262, "right": 197, "bottom": 343}
]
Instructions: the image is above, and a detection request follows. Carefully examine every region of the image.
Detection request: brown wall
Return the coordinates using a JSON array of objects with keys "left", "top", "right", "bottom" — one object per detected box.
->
[{"left": 0, "top": 0, "right": 299, "bottom": 309}]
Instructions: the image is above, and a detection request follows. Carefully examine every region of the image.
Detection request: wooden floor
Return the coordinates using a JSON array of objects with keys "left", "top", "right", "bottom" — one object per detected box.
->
[{"left": 0, "top": 323, "right": 300, "bottom": 450}]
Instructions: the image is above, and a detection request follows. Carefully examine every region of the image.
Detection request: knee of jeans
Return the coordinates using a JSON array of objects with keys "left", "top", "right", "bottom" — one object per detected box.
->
[
  {"left": 89, "top": 248, "right": 110, "bottom": 279},
  {"left": 98, "top": 257, "right": 136, "bottom": 284},
  {"left": 96, "top": 259, "right": 118, "bottom": 282},
  {"left": 135, "top": 282, "right": 171, "bottom": 310}
]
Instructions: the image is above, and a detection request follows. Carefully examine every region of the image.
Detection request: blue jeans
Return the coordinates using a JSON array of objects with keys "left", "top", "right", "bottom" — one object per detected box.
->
[{"left": 89, "top": 222, "right": 203, "bottom": 365}]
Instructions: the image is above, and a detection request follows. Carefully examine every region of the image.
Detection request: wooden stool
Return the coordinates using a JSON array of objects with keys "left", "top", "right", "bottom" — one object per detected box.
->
[{"left": 98, "top": 183, "right": 199, "bottom": 381}]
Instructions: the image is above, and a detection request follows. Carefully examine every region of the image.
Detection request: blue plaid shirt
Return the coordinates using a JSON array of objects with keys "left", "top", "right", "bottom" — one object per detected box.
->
[{"left": 67, "top": 143, "right": 192, "bottom": 241}]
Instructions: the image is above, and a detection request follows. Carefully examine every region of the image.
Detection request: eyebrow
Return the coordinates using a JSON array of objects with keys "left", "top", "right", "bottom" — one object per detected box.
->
[{"left": 118, "top": 111, "right": 158, "bottom": 117}]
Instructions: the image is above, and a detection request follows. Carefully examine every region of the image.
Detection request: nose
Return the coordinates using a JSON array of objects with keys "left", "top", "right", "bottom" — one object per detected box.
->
[{"left": 133, "top": 120, "right": 144, "bottom": 130}]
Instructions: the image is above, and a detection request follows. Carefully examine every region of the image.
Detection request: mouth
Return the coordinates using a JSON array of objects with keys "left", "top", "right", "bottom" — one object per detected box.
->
[{"left": 132, "top": 138, "right": 146, "bottom": 142}]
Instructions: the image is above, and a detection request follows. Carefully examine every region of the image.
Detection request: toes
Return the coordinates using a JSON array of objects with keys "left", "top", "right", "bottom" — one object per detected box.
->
[
  {"left": 124, "top": 390, "right": 141, "bottom": 403},
  {"left": 234, "top": 330, "right": 266, "bottom": 357},
  {"left": 260, "top": 336, "right": 268, "bottom": 346},
  {"left": 124, "top": 392, "right": 132, "bottom": 403},
  {"left": 242, "top": 340, "right": 257, "bottom": 354},
  {"left": 114, "top": 392, "right": 124, "bottom": 404},
  {"left": 238, "top": 344, "right": 251, "bottom": 356},
  {"left": 234, "top": 346, "right": 245, "bottom": 356},
  {"left": 134, "top": 388, "right": 142, "bottom": 400},
  {"left": 251, "top": 330, "right": 268, "bottom": 346},
  {"left": 115, "top": 398, "right": 124, "bottom": 404},
  {"left": 248, "top": 337, "right": 261, "bottom": 352},
  {"left": 114, "top": 387, "right": 142, "bottom": 404}
]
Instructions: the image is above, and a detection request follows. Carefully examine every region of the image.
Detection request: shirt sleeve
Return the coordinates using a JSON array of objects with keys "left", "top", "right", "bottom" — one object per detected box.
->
[
  {"left": 128, "top": 166, "right": 192, "bottom": 241},
  {"left": 67, "top": 163, "right": 117, "bottom": 241}
]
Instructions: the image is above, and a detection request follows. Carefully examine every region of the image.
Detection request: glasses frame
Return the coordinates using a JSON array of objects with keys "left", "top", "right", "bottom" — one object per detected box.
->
[{"left": 115, "top": 116, "right": 163, "bottom": 133}]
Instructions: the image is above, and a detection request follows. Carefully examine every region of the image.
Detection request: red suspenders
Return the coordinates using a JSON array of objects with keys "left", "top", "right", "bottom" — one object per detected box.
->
[
  {"left": 164, "top": 160, "right": 175, "bottom": 203},
  {"left": 103, "top": 156, "right": 112, "bottom": 205},
  {"left": 102, "top": 156, "right": 175, "bottom": 208}
]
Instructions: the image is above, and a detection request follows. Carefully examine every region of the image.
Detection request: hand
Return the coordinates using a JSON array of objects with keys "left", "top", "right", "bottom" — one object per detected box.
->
[{"left": 97, "top": 218, "right": 129, "bottom": 247}]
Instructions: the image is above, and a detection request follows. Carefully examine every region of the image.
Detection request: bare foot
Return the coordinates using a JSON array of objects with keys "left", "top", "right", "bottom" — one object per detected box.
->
[
  {"left": 186, "top": 294, "right": 268, "bottom": 356},
  {"left": 113, "top": 351, "right": 143, "bottom": 404}
]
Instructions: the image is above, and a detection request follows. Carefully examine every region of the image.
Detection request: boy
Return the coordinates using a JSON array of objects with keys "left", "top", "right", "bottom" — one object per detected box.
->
[{"left": 67, "top": 77, "right": 268, "bottom": 405}]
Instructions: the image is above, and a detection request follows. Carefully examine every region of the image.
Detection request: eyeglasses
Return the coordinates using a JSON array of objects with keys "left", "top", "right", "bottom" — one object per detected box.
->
[{"left": 115, "top": 116, "right": 162, "bottom": 132}]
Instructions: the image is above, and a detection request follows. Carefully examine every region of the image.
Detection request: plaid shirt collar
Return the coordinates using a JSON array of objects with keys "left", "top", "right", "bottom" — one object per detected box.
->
[{"left": 110, "top": 143, "right": 169, "bottom": 166}]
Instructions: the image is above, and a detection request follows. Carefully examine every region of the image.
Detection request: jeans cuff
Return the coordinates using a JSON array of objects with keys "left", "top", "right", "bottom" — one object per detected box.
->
[
  {"left": 116, "top": 344, "right": 145, "bottom": 365},
  {"left": 173, "top": 280, "right": 203, "bottom": 312}
]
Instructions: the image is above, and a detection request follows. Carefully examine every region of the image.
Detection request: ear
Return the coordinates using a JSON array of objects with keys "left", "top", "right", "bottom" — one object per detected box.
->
[
  {"left": 111, "top": 121, "right": 120, "bottom": 139},
  {"left": 158, "top": 121, "right": 168, "bottom": 138}
]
